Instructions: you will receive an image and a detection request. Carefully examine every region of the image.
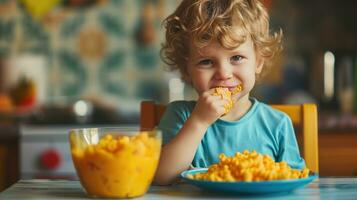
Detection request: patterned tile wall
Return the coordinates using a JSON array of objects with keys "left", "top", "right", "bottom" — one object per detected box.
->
[{"left": 0, "top": 0, "right": 183, "bottom": 115}]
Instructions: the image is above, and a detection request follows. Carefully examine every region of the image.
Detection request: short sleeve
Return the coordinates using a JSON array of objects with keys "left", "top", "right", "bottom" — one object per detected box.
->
[
  {"left": 157, "top": 101, "right": 190, "bottom": 145},
  {"left": 277, "top": 115, "right": 306, "bottom": 169}
]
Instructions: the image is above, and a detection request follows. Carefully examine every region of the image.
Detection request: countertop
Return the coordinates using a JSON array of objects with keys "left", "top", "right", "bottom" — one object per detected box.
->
[{"left": 1, "top": 178, "right": 357, "bottom": 199}]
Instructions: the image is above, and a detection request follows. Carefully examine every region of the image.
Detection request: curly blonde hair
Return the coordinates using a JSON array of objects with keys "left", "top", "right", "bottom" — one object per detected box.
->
[{"left": 161, "top": 0, "right": 282, "bottom": 83}]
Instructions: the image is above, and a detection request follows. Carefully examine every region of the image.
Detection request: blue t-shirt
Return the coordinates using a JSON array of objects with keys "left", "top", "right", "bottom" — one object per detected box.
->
[{"left": 158, "top": 98, "right": 305, "bottom": 169}]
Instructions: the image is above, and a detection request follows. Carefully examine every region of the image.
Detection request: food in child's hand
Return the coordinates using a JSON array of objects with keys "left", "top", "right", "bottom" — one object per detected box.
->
[
  {"left": 212, "top": 85, "right": 243, "bottom": 114},
  {"left": 188, "top": 150, "right": 309, "bottom": 182},
  {"left": 213, "top": 87, "right": 233, "bottom": 114},
  {"left": 71, "top": 132, "right": 161, "bottom": 198}
]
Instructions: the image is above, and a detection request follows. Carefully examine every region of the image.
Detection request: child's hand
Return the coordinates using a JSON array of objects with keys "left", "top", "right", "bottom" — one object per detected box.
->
[
  {"left": 191, "top": 88, "right": 231, "bottom": 127},
  {"left": 213, "top": 87, "right": 234, "bottom": 114}
]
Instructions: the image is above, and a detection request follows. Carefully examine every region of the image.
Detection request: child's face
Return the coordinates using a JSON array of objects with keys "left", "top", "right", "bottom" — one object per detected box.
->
[{"left": 187, "top": 36, "right": 263, "bottom": 99}]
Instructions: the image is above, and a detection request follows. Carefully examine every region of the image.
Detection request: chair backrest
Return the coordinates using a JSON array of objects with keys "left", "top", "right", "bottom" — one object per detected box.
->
[{"left": 140, "top": 101, "right": 319, "bottom": 172}]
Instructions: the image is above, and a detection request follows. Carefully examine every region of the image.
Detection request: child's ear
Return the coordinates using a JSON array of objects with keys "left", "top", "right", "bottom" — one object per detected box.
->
[{"left": 255, "top": 57, "right": 264, "bottom": 74}]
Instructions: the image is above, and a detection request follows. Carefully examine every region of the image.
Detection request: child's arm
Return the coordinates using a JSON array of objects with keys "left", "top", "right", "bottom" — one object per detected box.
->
[{"left": 154, "top": 89, "right": 230, "bottom": 185}]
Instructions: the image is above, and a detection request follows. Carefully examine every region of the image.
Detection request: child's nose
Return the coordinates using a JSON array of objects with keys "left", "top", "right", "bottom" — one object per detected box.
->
[{"left": 214, "top": 65, "right": 233, "bottom": 80}]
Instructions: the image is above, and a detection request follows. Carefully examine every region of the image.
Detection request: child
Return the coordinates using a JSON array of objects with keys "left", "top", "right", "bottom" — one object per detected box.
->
[{"left": 155, "top": 0, "right": 305, "bottom": 185}]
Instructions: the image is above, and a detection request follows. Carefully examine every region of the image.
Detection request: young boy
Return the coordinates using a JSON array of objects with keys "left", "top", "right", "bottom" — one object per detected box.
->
[{"left": 155, "top": 0, "right": 305, "bottom": 185}]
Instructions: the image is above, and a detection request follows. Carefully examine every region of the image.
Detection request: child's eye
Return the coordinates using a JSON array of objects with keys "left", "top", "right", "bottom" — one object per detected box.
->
[
  {"left": 198, "top": 59, "right": 213, "bottom": 67},
  {"left": 231, "top": 55, "right": 243, "bottom": 63}
]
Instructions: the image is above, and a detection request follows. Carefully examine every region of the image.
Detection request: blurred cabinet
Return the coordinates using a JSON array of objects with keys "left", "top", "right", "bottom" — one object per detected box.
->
[
  {"left": 0, "top": 125, "right": 19, "bottom": 192},
  {"left": 319, "top": 131, "right": 357, "bottom": 176}
]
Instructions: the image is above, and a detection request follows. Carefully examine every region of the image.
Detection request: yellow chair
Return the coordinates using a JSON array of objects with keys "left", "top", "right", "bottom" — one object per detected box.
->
[{"left": 140, "top": 101, "right": 319, "bottom": 172}]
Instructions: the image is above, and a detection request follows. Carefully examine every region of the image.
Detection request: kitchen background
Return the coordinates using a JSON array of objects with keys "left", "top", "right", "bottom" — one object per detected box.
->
[{"left": 1, "top": 0, "right": 357, "bottom": 192}]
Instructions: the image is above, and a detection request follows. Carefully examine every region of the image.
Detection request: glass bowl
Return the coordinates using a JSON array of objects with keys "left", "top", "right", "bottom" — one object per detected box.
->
[{"left": 69, "top": 127, "right": 162, "bottom": 198}]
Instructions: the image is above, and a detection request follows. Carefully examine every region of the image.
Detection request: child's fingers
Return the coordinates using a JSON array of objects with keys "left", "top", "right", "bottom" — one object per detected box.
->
[
  {"left": 200, "top": 91, "right": 229, "bottom": 114},
  {"left": 199, "top": 88, "right": 235, "bottom": 116},
  {"left": 211, "top": 87, "right": 234, "bottom": 114},
  {"left": 201, "top": 89, "right": 228, "bottom": 103},
  {"left": 210, "top": 94, "right": 232, "bottom": 115}
]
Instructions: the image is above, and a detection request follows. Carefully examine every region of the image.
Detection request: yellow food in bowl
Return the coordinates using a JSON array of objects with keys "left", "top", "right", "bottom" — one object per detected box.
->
[
  {"left": 70, "top": 129, "right": 161, "bottom": 198},
  {"left": 188, "top": 150, "right": 309, "bottom": 182},
  {"left": 213, "top": 85, "right": 243, "bottom": 114}
]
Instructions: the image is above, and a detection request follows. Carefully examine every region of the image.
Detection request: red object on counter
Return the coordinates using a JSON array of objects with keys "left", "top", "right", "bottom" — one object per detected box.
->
[{"left": 41, "top": 149, "right": 61, "bottom": 170}]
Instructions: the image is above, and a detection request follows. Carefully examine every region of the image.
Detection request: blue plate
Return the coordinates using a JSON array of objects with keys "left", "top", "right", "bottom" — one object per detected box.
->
[{"left": 181, "top": 168, "right": 318, "bottom": 195}]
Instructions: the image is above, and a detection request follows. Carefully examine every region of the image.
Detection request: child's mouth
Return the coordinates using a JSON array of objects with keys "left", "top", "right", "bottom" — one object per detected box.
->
[
  {"left": 227, "top": 87, "right": 237, "bottom": 92},
  {"left": 215, "top": 85, "right": 242, "bottom": 93}
]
